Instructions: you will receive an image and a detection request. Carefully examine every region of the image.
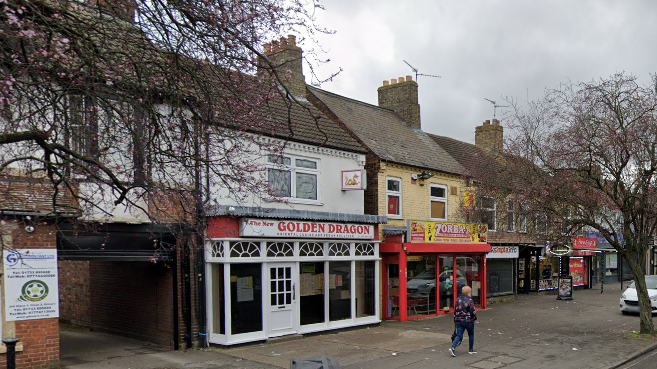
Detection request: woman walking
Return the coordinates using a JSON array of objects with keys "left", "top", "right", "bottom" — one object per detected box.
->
[{"left": 449, "top": 286, "right": 477, "bottom": 356}]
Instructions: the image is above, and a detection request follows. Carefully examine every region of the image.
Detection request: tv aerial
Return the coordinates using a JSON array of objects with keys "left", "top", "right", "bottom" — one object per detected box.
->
[
  {"left": 484, "top": 98, "right": 509, "bottom": 119},
  {"left": 403, "top": 60, "right": 441, "bottom": 81}
]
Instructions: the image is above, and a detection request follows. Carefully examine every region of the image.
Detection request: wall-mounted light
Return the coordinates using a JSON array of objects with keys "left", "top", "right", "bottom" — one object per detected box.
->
[{"left": 418, "top": 171, "right": 434, "bottom": 180}]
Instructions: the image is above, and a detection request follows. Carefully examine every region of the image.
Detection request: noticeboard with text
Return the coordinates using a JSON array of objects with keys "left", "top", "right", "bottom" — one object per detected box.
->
[
  {"left": 3, "top": 249, "right": 60, "bottom": 321},
  {"left": 408, "top": 220, "right": 488, "bottom": 243}
]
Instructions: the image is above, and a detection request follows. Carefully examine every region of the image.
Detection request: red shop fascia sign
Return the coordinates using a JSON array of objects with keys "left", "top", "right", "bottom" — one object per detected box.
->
[{"left": 239, "top": 218, "right": 375, "bottom": 239}]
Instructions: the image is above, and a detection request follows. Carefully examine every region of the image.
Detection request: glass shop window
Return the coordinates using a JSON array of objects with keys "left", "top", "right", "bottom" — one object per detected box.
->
[{"left": 230, "top": 263, "right": 262, "bottom": 334}]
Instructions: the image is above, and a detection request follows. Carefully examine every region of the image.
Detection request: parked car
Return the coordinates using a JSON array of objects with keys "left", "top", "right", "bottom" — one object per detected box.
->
[
  {"left": 619, "top": 276, "right": 657, "bottom": 314},
  {"left": 406, "top": 269, "right": 467, "bottom": 298}
]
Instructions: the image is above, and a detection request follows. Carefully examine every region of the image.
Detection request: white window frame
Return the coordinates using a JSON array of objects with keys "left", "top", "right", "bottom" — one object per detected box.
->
[
  {"left": 429, "top": 184, "right": 448, "bottom": 221},
  {"left": 266, "top": 154, "right": 320, "bottom": 204},
  {"left": 481, "top": 196, "right": 497, "bottom": 231},
  {"left": 386, "top": 177, "right": 402, "bottom": 219}
]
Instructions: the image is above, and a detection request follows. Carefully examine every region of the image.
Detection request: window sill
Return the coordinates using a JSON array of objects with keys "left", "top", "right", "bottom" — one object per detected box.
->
[
  {"left": 429, "top": 218, "right": 447, "bottom": 222},
  {"left": 387, "top": 215, "right": 403, "bottom": 220},
  {"left": 265, "top": 197, "right": 323, "bottom": 206}
]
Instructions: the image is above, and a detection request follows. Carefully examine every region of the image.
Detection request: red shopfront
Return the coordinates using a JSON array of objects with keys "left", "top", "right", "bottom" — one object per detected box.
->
[
  {"left": 381, "top": 221, "right": 491, "bottom": 322},
  {"left": 570, "top": 238, "right": 597, "bottom": 289}
]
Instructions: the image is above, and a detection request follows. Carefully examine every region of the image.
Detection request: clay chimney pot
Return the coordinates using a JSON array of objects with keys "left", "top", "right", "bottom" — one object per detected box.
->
[
  {"left": 280, "top": 37, "right": 288, "bottom": 47},
  {"left": 391, "top": 78, "right": 398, "bottom": 84},
  {"left": 398, "top": 76, "right": 405, "bottom": 82},
  {"left": 406, "top": 75, "right": 413, "bottom": 81},
  {"left": 287, "top": 35, "right": 296, "bottom": 46},
  {"left": 383, "top": 80, "right": 390, "bottom": 86}
]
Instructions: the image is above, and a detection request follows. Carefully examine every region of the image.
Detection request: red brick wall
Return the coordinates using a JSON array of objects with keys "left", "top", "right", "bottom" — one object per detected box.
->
[
  {"left": 86, "top": 261, "right": 174, "bottom": 346},
  {"left": 58, "top": 261, "right": 91, "bottom": 326},
  {"left": 0, "top": 219, "right": 60, "bottom": 369}
]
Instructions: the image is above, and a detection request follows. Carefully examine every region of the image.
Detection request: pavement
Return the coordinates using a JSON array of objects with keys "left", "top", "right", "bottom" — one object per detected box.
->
[{"left": 61, "top": 282, "right": 657, "bottom": 369}]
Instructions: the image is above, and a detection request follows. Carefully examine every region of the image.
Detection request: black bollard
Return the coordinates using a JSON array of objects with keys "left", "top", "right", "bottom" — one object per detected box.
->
[{"left": 3, "top": 338, "right": 19, "bottom": 369}]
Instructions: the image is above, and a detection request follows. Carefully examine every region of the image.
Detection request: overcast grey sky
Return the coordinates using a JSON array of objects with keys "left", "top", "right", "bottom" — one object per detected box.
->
[{"left": 308, "top": 0, "right": 657, "bottom": 143}]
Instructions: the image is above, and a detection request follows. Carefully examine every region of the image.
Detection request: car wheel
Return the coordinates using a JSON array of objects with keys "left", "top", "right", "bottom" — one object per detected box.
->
[{"left": 621, "top": 310, "right": 629, "bottom": 315}]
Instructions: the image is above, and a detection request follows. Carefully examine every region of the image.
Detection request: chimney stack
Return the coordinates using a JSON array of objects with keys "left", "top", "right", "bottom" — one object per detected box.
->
[
  {"left": 475, "top": 118, "right": 504, "bottom": 153},
  {"left": 377, "top": 75, "right": 421, "bottom": 129},
  {"left": 258, "top": 35, "right": 306, "bottom": 97}
]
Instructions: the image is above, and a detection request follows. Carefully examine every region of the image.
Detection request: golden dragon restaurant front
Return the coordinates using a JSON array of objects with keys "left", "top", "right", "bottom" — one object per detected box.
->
[{"left": 381, "top": 220, "right": 491, "bottom": 321}]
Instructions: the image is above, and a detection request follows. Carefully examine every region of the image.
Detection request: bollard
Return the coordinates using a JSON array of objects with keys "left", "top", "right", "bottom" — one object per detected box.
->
[{"left": 3, "top": 338, "right": 19, "bottom": 369}]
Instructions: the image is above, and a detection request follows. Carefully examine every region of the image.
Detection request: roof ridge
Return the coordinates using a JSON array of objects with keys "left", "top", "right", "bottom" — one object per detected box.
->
[{"left": 307, "top": 85, "right": 397, "bottom": 114}]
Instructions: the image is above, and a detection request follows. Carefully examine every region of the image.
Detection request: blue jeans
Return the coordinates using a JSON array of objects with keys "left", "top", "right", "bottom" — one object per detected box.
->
[{"left": 452, "top": 321, "right": 474, "bottom": 351}]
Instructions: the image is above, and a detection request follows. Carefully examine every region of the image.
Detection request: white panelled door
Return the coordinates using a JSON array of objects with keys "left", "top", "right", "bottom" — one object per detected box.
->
[{"left": 268, "top": 263, "right": 298, "bottom": 336}]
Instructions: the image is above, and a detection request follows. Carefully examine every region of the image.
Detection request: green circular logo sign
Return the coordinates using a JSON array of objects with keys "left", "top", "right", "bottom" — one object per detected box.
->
[{"left": 20, "top": 280, "right": 49, "bottom": 302}]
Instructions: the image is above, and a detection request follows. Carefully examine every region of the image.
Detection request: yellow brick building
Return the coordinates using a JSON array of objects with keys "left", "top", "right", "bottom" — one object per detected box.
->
[{"left": 376, "top": 162, "right": 466, "bottom": 232}]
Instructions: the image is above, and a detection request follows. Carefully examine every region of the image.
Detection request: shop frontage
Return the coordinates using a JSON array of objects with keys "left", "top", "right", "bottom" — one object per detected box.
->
[
  {"left": 380, "top": 220, "right": 490, "bottom": 322},
  {"left": 487, "top": 245, "right": 519, "bottom": 298},
  {"left": 204, "top": 215, "right": 382, "bottom": 345}
]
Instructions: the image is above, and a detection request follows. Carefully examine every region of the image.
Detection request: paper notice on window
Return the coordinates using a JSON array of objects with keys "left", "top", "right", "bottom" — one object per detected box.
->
[
  {"left": 329, "top": 274, "right": 337, "bottom": 289},
  {"left": 336, "top": 275, "right": 343, "bottom": 287},
  {"left": 236, "top": 277, "right": 254, "bottom": 302}
]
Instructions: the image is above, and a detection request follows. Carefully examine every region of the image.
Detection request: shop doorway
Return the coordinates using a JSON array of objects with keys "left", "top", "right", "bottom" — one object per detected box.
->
[{"left": 268, "top": 263, "right": 298, "bottom": 337}]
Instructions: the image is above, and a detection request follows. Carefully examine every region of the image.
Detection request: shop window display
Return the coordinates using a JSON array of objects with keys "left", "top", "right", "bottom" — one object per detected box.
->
[
  {"left": 406, "top": 256, "right": 437, "bottom": 316},
  {"left": 329, "top": 261, "right": 351, "bottom": 321},
  {"left": 487, "top": 259, "right": 515, "bottom": 296},
  {"left": 539, "top": 257, "right": 559, "bottom": 290},
  {"left": 299, "top": 262, "right": 325, "bottom": 325},
  {"left": 355, "top": 261, "right": 376, "bottom": 318},
  {"left": 230, "top": 263, "right": 263, "bottom": 334},
  {"left": 569, "top": 257, "right": 588, "bottom": 287}
]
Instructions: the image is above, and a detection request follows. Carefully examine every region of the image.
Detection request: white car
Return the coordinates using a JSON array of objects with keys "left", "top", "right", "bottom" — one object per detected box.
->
[{"left": 619, "top": 276, "right": 657, "bottom": 314}]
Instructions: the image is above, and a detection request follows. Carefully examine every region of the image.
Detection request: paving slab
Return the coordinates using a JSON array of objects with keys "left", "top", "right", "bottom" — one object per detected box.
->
[{"left": 60, "top": 282, "right": 656, "bottom": 369}]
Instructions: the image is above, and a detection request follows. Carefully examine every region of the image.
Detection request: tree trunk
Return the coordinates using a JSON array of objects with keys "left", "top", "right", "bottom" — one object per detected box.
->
[{"left": 626, "top": 255, "right": 654, "bottom": 334}]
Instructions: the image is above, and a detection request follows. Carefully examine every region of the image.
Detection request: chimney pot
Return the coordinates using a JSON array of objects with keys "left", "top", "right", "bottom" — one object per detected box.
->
[
  {"left": 492, "top": 119, "right": 500, "bottom": 125},
  {"left": 258, "top": 35, "right": 305, "bottom": 97},
  {"left": 484, "top": 120, "right": 491, "bottom": 125},
  {"left": 377, "top": 73, "right": 421, "bottom": 129}
]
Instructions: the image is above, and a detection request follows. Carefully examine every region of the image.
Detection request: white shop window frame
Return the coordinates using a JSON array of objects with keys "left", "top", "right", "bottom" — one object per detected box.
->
[
  {"left": 386, "top": 177, "right": 402, "bottom": 219},
  {"left": 204, "top": 239, "right": 381, "bottom": 346},
  {"left": 429, "top": 184, "right": 448, "bottom": 221},
  {"left": 266, "top": 154, "right": 321, "bottom": 205}
]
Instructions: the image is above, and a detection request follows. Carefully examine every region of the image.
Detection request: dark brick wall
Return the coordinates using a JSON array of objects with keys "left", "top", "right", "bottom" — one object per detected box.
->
[
  {"left": 86, "top": 261, "right": 175, "bottom": 346},
  {"left": 364, "top": 154, "right": 381, "bottom": 215},
  {"left": 58, "top": 261, "right": 91, "bottom": 326}
]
